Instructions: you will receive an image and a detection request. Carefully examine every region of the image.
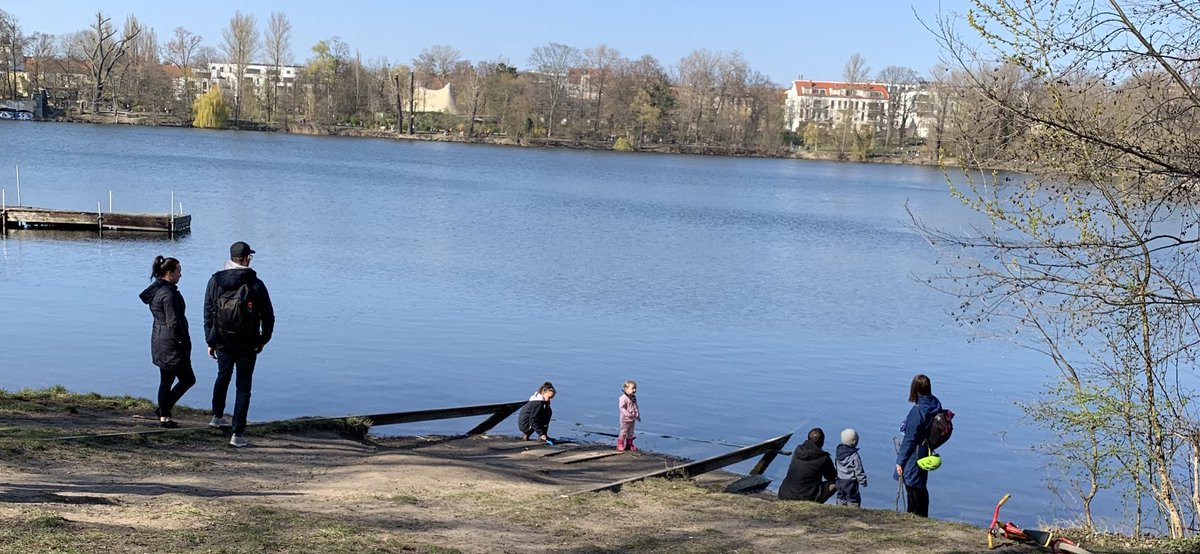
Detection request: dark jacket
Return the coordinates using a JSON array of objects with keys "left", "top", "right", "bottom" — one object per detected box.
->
[
  {"left": 139, "top": 279, "right": 191, "bottom": 368},
  {"left": 518, "top": 394, "right": 553, "bottom": 437},
  {"left": 777, "top": 439, "right": 836, "bottom": 501},
  {"left": 203, "top": 267, "right": 275, "bottom": 351},
  {"left": 896, "top": 394, "right": 942, "bottom": 488}
]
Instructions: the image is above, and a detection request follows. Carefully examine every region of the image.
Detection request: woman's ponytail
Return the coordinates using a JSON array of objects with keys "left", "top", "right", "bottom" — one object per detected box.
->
[{"left": 151, "top": 256, "right": 179, "bottom": 279}]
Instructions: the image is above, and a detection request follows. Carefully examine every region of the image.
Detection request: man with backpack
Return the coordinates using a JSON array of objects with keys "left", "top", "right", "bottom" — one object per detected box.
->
[{"left": 204, "top": 241, "right": 275, "bottom": 448}]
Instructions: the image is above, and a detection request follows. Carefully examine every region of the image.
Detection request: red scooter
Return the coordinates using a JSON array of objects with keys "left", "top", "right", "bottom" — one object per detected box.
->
[{"left": 987, "top": 494, "right": 1091, "bottom": 553}]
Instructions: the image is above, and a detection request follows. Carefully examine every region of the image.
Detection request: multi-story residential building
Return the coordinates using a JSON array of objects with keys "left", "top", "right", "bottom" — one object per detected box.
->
[
  {"left": 785, "top": 80, "right": 890, "bottom": 132},
  {"left": 198, "top": 62, "right": 300, "bottom": 95}
]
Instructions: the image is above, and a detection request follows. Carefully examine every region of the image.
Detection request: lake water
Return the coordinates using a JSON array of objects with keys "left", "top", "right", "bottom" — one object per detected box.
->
[{"left": 0, "top": 122, "right": 1094, "bottom": 524}]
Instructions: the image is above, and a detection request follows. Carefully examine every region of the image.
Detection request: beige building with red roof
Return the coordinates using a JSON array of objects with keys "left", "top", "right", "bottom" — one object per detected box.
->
[{"left": 785, "top": 80, "right": 890, "bottom": 132}]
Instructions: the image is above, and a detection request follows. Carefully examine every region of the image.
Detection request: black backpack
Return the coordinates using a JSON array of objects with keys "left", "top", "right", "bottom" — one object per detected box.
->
[
  {"left": 216, "top": 283, "right": 257, "bottom": 338},
  {"left": 924, "top": 409, "right": 954, "bottom": 451}
]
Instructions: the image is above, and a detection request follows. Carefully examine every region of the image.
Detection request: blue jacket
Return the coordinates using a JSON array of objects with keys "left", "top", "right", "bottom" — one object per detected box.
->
[{"left": 896, "top": 394, "right": 941, "bottom": 488}]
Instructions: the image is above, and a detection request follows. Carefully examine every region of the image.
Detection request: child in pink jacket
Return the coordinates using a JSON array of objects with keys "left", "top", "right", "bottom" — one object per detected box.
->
[{"left": 618, "top": 380, "right": 641, "bottom": 451}]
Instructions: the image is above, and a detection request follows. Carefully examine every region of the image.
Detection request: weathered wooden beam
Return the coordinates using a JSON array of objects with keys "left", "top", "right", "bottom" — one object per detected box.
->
[
  {"left": 464, "top": 402, "right": 524, "bottom": 435},
  {"left": 41, "top": 401, "right": 529, "bottom": 442},
  {"left": 358, "top": 401, "right": 527, "bottom": 429},
  {"left": 723, "top": 474, "right": 773, "bottom": 494},
  {"left": 567, "top": 433, "right": 793, "bottom": 496},
  {"left": 556, "top": 450, "right": 624, "bottom": 464}
]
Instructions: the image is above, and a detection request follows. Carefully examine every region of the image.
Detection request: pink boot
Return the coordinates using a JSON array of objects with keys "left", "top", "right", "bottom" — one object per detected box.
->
[
  {"left": 626, "top": 438, "right": 638, "bottom": 452},
  {"left": 616, "top": 437, "right": 625, "bottom": 451}
]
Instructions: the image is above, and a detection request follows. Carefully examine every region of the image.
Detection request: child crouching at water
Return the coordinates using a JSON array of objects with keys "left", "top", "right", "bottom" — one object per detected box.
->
[
  {"left": 518, "top": 381, "right": 556, "bottom": 443},
  {"left": 617, "top": 380, "right": 640, "bottom": 451}
]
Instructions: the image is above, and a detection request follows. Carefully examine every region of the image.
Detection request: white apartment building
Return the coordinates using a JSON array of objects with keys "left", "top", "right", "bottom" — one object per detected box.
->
[
  {"left": 785, "top": 80, "right": 890, "bottom": 132},
  {"left": 198, "top": 62, "right": 300, "bottom": 94}
]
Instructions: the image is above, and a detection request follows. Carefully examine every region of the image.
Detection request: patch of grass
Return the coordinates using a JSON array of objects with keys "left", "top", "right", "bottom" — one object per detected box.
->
[
  {"left": 620, "top": 531, "right": 755, "bottom": 554},
  {"left": 387, "top": 493, "right": 422, "bottom": 506},
  {"left": 25, "top": 511, "right": 70, "bottom": 529},
  {"left": 416, "top": 546, "right": 465, "bottom": 554},
  {"left": 1, "top": 386, "right": 154, "bottom": 413},
  {"left": 252, "top": 416, "right": 372, "bottom": 441}
]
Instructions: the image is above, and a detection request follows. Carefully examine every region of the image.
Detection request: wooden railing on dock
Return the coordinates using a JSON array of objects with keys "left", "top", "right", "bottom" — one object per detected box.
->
[
  {"left": 567, "top": 432, "right": 794, "bottom": 495},
  {"left": 0, "top": 206, "right": 190, "bottom": 235}
]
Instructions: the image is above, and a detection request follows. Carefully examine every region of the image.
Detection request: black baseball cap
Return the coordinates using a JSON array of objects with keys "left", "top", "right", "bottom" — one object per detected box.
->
[{"left": 230, "top": 241, "right": 256, "bottom": 258}]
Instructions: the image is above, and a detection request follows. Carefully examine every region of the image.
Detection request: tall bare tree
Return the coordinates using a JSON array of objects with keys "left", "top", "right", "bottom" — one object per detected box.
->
[
  {"left": 0, "top": 9, "right": 26, "bottom": 99},
  {"left": 583, "top": 44, "right": 621, "bottom": 136},
  {"left": 528, "top": 42, "right": 580, "bottom": 138},
  {"left": 413, "top": 44, "right": 462, "bottom": 88},
  {"left": 80, "top": 12, "right": 140, "bottom": 113},
  {"left": 264, "top": 11, "right": 292, "bottom": 127},
  {"left": 221, "top": 10, "right": 260, "bottom": 125},
  {"left": 875, "top": 65, "right": 920, "bottom": 148},
  {"left": 26, "top": 32, "right": 54, "bottom": 92},
  {"left": 676, "top": 49, "right": 719, "bottom": 144},
  {"left": 164, "top": 26, "right": 202, "bottom": 112},
  {"left": 834, "top": 53, "right": 871, "bottom": 157}
]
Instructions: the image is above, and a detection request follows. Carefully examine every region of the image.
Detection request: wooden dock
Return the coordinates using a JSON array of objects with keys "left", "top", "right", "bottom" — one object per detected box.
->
[{"left": 0, "top": 206, "right": 190, "bottom": 235}]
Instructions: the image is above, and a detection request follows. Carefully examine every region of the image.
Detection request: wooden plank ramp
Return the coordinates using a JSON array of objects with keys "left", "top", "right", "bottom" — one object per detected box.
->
[{"left": 566, "top": 433, "right": 793, "bottom": 496}]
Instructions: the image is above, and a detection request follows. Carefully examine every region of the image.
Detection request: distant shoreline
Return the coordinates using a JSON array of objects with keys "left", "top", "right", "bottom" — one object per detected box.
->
[{"left": 53, "top": 111, "right": 946, "bottom": 168}]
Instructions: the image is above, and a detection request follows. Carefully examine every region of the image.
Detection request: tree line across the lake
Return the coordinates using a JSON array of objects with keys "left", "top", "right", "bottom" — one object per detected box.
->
[{"left": 1, "top": 8, "right": 969, "bottom": 161}]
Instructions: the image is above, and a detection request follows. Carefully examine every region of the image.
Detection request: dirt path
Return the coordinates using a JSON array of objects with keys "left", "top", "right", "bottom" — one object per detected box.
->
[{"left": 0, "top": 390, "right": 1043, "bottom": 553}]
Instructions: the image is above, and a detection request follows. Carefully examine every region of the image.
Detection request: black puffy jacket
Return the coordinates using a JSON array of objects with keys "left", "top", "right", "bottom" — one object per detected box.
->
[
  {"left": 203, "top": 267, "right": 275, "bottom": 351},
  {"left": 518, "top": 396, "right": 552, "bottom": 437},
  {"left": 139, "top": 279, "right": 191, "bottom": 368},
  {"left": 777, "top": 440, "right": 836, "bottom": 501}
]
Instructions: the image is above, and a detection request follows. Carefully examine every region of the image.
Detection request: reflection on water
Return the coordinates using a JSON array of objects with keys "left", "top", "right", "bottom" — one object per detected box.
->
[{"left": 0, "top": 123, "right": 1081, "bottom": 524}]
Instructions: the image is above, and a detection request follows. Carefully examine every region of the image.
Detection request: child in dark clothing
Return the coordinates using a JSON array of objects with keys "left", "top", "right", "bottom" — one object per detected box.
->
[
  {"left": 835, "top": 428, "right": 868, "bottom": 507},
  {"left": 518, "top": 381, "right": 556, "bottom": 443}
]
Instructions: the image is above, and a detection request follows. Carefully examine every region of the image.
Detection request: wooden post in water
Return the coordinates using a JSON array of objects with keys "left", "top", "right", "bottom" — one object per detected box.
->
[
  {"left": 108, "top": 191, "right": 112, "bottom": 213},
  {"left": 97, "top": 201, "right": 103, "bottom": 235},
  {"left": 170, "top": 191, "right": 175, "bottom": 235},
  {"left": 408, "top": 71, "right": 415, "bottom": 135}
]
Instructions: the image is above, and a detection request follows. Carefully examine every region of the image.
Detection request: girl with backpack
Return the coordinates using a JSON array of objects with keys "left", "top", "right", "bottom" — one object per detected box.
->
[
  {"left": 895, "top": 373, "right": 942, "bottom": 517},
  {"left": 139, "top": 256, "right": 196, "bottom": 428}
]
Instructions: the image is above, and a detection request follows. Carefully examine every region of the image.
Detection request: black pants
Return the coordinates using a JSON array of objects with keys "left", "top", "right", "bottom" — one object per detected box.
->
[
  {"left": 212, "top": 349, "right": 257, "bottom": 435},
  {"left": 906, "top": 485, "right": 929, "bottom": 517},
  {"left": 156, "top": 359, "right": 196, "bottom": 419},
  {"left": 836, "top": 478, "right": 861, "bottom": 506}
]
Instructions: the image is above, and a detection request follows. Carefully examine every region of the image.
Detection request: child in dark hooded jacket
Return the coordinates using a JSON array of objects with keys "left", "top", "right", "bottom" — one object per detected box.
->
[
  {"left": 835, "top": 428, "right": 868, "bottom": 507},
  {"left": 518, "top": 382, "right": 556, "bottom": 442}
]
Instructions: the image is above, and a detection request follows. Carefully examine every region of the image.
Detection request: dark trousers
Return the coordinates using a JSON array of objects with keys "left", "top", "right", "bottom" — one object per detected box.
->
[
  {"left": 212, "top": 349, "right": 257, "bottom": 435},
  {"left": 906, "top": 485, "right": 929, "bottom": 517},
  {"left": 156, "top": 360, "right": 196, "bottom": 418},
  {"left": 836, "top": 478, "right": 861, "bottom": 506}
]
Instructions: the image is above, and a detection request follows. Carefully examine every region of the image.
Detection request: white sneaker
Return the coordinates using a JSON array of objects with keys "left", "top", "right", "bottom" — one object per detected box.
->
[
  {"left": 229, "top": 434, "right": 248, "bottom": 448},
  {"left": 208, "top": 416, "right": 230, "bottom": 428}
]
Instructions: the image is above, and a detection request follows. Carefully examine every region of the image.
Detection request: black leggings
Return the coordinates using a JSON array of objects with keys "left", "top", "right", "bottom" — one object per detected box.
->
[
  {"left": 157, "top": 360, "right": 196, "bottom": 418},
  {"left": 906, "top": 485, "right": 929, "bottom": 517}
]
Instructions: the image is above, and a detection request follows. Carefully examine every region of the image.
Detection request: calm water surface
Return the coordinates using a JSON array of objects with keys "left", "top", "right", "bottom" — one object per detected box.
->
[{"left": 0, "top": 123, "right": 1096, "bottom": 524}]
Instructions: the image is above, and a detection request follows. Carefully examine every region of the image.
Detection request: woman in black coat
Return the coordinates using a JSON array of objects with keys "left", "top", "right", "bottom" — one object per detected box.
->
[{"left": 139, "top": 256, "right": 196, "bottom": 428}]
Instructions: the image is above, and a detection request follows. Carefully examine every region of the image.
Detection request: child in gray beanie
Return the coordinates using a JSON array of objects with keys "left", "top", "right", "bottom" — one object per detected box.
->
[{"left": 835, "top": 428, "right": 868, "bottom": 507}]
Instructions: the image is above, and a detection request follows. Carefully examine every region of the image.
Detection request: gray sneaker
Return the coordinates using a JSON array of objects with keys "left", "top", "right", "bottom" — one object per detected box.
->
[
  {"left": 209, "top": 416, "right": 230, "bottom": 428},
  {"left": 229, "top": 434, "right": 248, "bottom": 448}
]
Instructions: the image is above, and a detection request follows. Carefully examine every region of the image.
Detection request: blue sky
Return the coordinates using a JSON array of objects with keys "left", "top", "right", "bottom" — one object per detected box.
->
[{"left": 12, "top": 1, "right": 972, "bottom": 84}]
